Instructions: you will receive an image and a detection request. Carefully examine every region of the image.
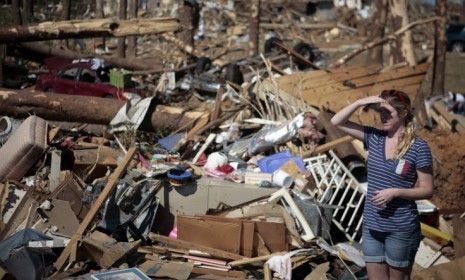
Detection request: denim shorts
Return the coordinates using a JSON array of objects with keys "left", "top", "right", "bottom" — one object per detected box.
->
[{"left": 362, "top": 226, "right": 421, "bottom": 268}]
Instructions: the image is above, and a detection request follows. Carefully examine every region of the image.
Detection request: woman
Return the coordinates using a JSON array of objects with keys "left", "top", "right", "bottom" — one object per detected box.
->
[{"left": 331, "top": 90, "right": 433, "bottom": 280}]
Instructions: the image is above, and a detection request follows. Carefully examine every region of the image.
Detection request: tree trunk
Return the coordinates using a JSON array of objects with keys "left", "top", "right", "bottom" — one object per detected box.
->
[
  {"left": 0, "top": 89, "right": 123, "bottom": 124},
  {"left": 94, "top": 0, "right": 105, "bottom": 52},
  {"left": 248, "top": 0, "right": 260, "bottom": 57},
  {"left": 0, "top": 18, "right": 180, "bottom": 43},
  {"left": 0, "top": 89, "right": 207, "bottom": 131},
  {"left": 389, "top": 0, "right": 416, "bottom": 65},
  {"left": 62, "top": 0, "right": 71, "bottom": 48},
  {"left": 0, "top": 45, "right": 4, "bottom": 87},
  {"left": 22, "top": 0, "right": 34, "bottom": 24},
  {"left": 431, "top": 0, "right": 447, "bottom": 96},
  {"left": 12, "top": 0, "right": 22, "bottom": 25},
  {"left": 366, "top": 0, "right": 388, "bottom": 66},
  {"left": 16, "top": 42, "right": 163, "bottom": 71},
  {"left": 127, "top": 0, "right": 138, "bottom": 58},
  {"left": 178, "top": 1, "right": 195, "bottom": 50},
  {"left": 117, "top": 0, "right": 127, "bottom": 58}
]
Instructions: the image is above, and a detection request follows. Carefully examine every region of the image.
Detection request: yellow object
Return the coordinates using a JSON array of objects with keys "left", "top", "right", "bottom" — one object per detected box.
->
[{"left": 421, "top": 222, "right": 451, "bottom": 242}]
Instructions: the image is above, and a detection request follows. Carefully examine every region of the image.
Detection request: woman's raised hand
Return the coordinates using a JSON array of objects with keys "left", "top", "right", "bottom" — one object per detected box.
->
[{"left": 356, "top": 95, "right": 386, "bottom": 106}]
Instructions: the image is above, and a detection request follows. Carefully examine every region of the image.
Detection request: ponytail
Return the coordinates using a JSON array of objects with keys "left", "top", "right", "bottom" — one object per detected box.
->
[{"left": 394, "top": 112, "right": 416, "bottom": 159}]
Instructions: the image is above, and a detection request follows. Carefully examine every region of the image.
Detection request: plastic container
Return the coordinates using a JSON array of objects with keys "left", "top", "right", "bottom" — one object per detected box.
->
[
  {"left": 110, "top": 68, "right": 133, "bottom": 88},
  {"left": 258, "top": 151, "right": 306, "bottom": 173}
]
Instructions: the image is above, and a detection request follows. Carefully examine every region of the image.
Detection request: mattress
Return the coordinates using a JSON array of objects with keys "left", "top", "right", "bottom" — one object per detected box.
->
[{"left": 0, "top": 116, "right": 48, "bottom": 182}]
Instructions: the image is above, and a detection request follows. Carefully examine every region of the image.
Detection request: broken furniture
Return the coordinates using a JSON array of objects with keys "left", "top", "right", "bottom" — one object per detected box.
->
[{"left": 0, "top": 115, "right": 48, "bottom": 182}]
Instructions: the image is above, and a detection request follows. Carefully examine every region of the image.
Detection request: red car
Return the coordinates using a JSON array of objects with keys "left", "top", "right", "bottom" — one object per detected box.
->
[{"left": 35, "top": 57, "right": 141, "bottom": 100}]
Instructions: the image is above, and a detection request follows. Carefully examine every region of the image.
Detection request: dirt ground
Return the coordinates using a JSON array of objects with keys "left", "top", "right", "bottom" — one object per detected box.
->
[{"left": 417, "top": 128, "right": 465, "bottom": 209}]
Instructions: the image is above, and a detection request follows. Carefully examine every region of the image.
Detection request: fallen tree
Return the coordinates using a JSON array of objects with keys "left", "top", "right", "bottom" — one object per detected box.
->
[
  {"left": 0, "top": 17, "right": 180, "bottom": 43},
  {"left": 0, "top": 89, "right": 207, "bottom": 131},
  {"left": 14, "top": 42, "right": 163, "bottom": 71}
]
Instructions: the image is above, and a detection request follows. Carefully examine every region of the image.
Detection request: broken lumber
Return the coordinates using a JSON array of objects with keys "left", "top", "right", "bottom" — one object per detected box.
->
[
  {"left": 228, "top": 252, "right": 286, "bottom": 267},
  {"left": 54, "top": 146, "right": 137, "bottom": 271},
  {"left": 304, "top": 135, "right": 353, "bottom": 157},
  {"left": 273, "top": 41, "right": 324, "bottom": 71},
  {"left": 330, "top": 17, "right": 439, "bottom": 68},
  {"left": 191, "top": 267, "right": 246, "bottom": 279},
  {"left": 149, "top": 233, "right": 245, "bottom": 261},
  {"left": 17, "top": 42, "right": 163, "bottom": 71},
  {"left": 317, "top": 111, "right": 361, "bottom": 161},
  {"left": 0, "top": 17, "right": 180, "bottom": 43}
]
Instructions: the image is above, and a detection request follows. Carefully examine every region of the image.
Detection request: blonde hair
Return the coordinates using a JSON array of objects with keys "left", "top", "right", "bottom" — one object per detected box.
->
[{"left": 380, "top": 90, "right": 416, "bottom": 159}]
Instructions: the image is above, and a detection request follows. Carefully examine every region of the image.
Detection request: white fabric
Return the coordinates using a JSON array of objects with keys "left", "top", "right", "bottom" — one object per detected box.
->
[{"left": 266, "top": 255, "right": 292, "bottom": 280}]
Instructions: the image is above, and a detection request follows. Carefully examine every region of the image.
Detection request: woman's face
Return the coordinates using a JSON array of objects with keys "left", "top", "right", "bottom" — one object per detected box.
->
[{"left": 378, "top": 102, "right": 404, "bottom": 132}]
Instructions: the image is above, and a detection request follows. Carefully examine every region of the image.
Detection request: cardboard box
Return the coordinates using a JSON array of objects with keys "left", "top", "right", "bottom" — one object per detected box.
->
[{"left": 177, "top": 215, "right": 287, "bottom": 257}]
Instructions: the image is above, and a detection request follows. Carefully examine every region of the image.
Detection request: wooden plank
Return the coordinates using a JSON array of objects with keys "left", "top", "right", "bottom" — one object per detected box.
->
[
  {"left": 432, "top": 101, "right": 465, "bottom": 133},
  {"left": 316, "top": 75, "right": 425, "bottom": 103},
  {"left": 284, "top": 66, "right": 382, "bottom": 92},
  {"left": 53, "top": 147, "right": 137, "bottom": 271},
  {"left": 191, "top": 267, "right": 246, "bottom": 278},
  {"left": 301, "top": 70, "right": 426, "bottom": 97},
  {"left": 149, "top": 234, "right": 245, "bottom": 261},
  {"left": 228, "top": 252, "right": 285, "bottom": 267},
  {"left": 429, "top": 106, "right": 452, "bottom": 130},
  {"left": 276, "top": 65, "right": 381, "bottom": 93},
  {"left": 303, "top": 135, "right": 353, "bottom": 158},
  {"left": 264, "top": 263, "right": 272, "bottom": 280}
]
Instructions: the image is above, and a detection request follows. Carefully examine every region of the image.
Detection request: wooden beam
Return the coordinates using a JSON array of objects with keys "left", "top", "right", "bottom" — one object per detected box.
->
[
  {"left": 303, "top": 135, "right": 353, "bottom": 158},
  {"left": 0, "top": 17, "right": 180, "bottom": 43},
  {"left": 149, "top": 234, "right": 245, "bottom": 261},
  {"left": 191, "top": 267, "right": 246, "bottom": 279},
  {"left": 273, "top": 41, "right": 325, "bottom": 71},
  {"left": 53, "top": 147, "right": 137, "bottom": 271},
  {"left": 432, "top": 101, "right": 465, "bottom": 133},
  {"left": 229, "top": 252, "right": 285, "bottom": 267}
]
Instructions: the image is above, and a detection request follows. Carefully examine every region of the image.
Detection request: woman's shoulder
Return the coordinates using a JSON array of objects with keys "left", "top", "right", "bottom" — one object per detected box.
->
[
  {"left": 412, "top": 136, "right": 431, "bottom": 151},
  {"left": 413, "top": 136, "right": 429, "bottom": 145}
]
